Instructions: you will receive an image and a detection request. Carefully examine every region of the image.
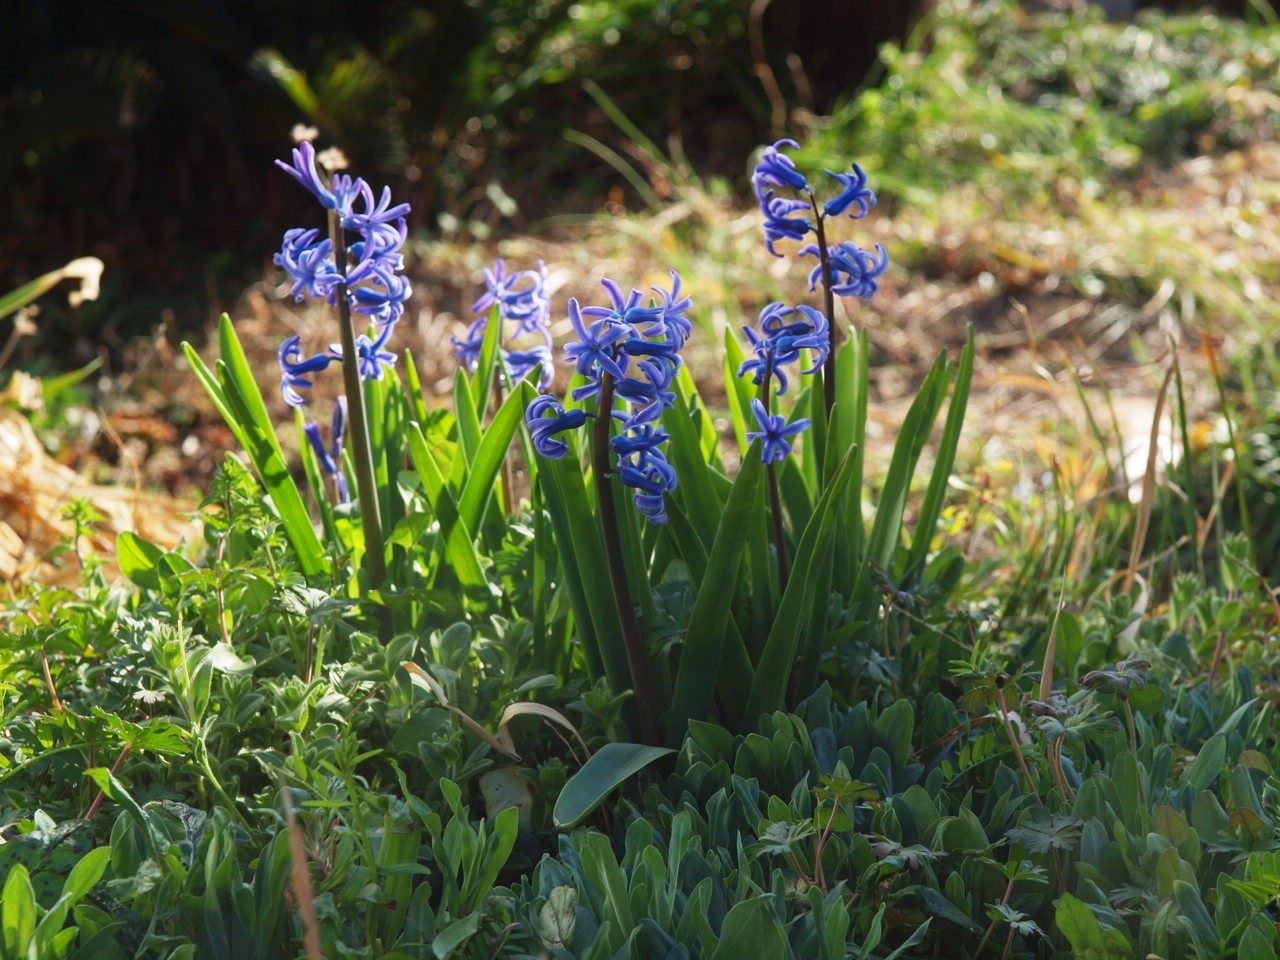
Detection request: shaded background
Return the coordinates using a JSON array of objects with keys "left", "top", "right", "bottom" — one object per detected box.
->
[{"left": 0, "top": 0, "right": 1253, "bottom": 364}]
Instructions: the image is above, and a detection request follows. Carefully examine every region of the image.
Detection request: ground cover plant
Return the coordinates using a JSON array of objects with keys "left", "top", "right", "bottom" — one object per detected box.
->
[{"left": 5, "top": 2, "right": 1280, "bottom": 959}]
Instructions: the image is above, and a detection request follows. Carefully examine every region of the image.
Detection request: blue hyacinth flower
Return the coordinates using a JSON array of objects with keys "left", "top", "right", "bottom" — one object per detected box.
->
[
  {"left": 748, "top": 399, "right": 811, "bottom": 464},
  {"left": 801, "top": 241, "right": 889, "bottom": 300}
]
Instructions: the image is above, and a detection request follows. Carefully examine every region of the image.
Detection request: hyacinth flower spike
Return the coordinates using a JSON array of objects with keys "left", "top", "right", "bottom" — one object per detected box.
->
[
  {"left": 273, "top": 138, "right": 412, "bottom": 592},
  {"left": 750, "top": 139, "right": 885, "bottom": 416},
  {"left": 455, "top": 258, "right": 554, "bottom": 390}
]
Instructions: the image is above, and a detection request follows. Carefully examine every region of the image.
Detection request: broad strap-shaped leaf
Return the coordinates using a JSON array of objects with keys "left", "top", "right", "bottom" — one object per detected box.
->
[
  {"left": 835, "top": 332, "right": 869, "bottom": 576},
  {"left": 455, "top": 381, "right": 527, "bottom": 541},
  {"left": 722, "top": 327, "right": 755, "bottom": 454},
  {"left": 404, "top": 421, "right": 487, "bottom": 590},
  {"left": 535, "top": 424, "right": 627, "bottom": 692},
  {"left": 668, "top": 449, "right": 764, "bottom": 742},
  {"left": 185, "top": 316, "right": 327, "bottom": 578},
  {"left": 903, "top": 325, "right": 974, "bottom": 586},
  {"left": 663, "top": 392, "right": 729, "bottom": 552},
  {"left": 473, "top": 303, "right": 504, "bottom": 421},
  {"left": 452, "top": 368, "right": 483, "bottom": 469},
  {"left": 864, "top": 349, "right": 949, "bottom": 573},
  {"left": 553, "top": 742, "right": 675, "bottom": 828},
  {"left": 744, "top": 444, "right": 860, "bottom": 722}
]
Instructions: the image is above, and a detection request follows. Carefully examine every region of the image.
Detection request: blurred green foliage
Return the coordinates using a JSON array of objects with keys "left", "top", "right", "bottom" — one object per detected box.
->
[{"left": 804, "top": 0, "right": 1280, "bottom": 209}]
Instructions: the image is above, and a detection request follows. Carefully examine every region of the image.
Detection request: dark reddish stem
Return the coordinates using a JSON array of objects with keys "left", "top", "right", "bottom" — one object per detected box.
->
[
  {"left": 84, "top": 744, "right": 133, "bottom": 821},
  {"left": 593, "top": 371, "right": 661, "bottom": 745},
  {"left": 761, "top": 354, "right": 789, "bottom": 591},
  {"left": 808, "top": 193, "right": 838, "bottom": 417}
]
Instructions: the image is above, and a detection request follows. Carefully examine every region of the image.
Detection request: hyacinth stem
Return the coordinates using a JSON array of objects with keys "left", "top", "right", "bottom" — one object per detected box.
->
[
  {"left": 593, "top": 370, "right": 661, "bottom": 746},
  {"left": 328, "top": 210, "right": 388, "bottom": 593},
  {"left": 808, "top": 193, "right": 838, "bottom": 418},
  {"left": 761, "top": 356, "right": 790, "bottom": 592}
]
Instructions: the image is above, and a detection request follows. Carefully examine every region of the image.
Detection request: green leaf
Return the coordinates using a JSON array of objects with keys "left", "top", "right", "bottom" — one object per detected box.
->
[
  {"left": 663, "top": 392, "right": 728, "bottom": 551},
  {"left": 707, "top": 896, "right": 789, "bottom": 960},
  {"left": 723, "top": 329, "right": 755, "bottom": 453},
  {"left": 581, "top": 833, "right": 633, "bottom": 954},
  {"left": 456, "top": 382, "right": 525, "bottom": 534},
  {"left": 904, "top": 885, "right": 981, "bottom": 933},
  {"left": 1054, "top": 893, "right": 1132, "bottom": 959},
  {"left": 453, "top": 370, "right": 483, "bottom": 468},
  {"left": 554, "top": 743, "right": 675, "bottom": 829},
  {"left": 903, "top": 325, "right": 973, "bottom": 585},
  {"left": 85, "top": 768, "right": 166, "bottom": 859},
  {"left": 403, "top": 348, "right": 431, "bottom": 424},
  {"left": 2, "top": 864, "right": 37, "bottom": 959},
  {"left": 865, "top": 350, "right": 948, "bottom": 574},
  {"left": 668, "top": 449, "right": 763, "bottom": 741},
  {"left": 61, "top": 847, "right": 110, "bottom": 903},
  {"left": 535, "top": 416, "right": 628, "bottom": 692},
  {"left": 1174, "top": 880, "right": 1219, "bottom": 955},
  {"left": 745, "top": 445, "right": 860, "bottom": 721},
  {"left": 474, "top": 304, "right": 504, "bottom": 422},
  {"left": 432, "top": 913, "right": 481, "bottom": 960},
  {"left": 190, "top": 316, "right": 327, "bottom": 578},
  {"left": 116, "top": 531, "right": 165, "bottom": 591},
  {"left": 1181, "top": 734, "right": 1227, "bottom": 793},
  {"left": 1238, "top": 923, "right": 1277, "bottom": 960},
  {"left": 405, "top": 422, "right": 487, "bottom": 590}
]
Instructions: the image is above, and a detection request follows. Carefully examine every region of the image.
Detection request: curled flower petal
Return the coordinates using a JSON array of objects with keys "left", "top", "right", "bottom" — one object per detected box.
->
[
  {"left": 761, "top": 191, "right": 814, "bottom": 257},
  {"left": 278, "top": 335, "right": 333, "bottom": 407},
  {"left": 526, "top": 395, "right": 588, "bottom": 459},
  {"left": 617, "top": 447, "right": 678, "bottom": 524},
  {"left": 823, "top": 163, "right": 877, "bottom": 219},
  {"left": 752, "top": 139, "right": 810, "bottom": 200},
  {"left": 736, "top": 302, "right": 826, "bottom": 396}
]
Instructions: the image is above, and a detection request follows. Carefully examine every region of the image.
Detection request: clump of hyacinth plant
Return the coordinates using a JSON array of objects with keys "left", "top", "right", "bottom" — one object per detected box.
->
[
  {"left": 273, "top": 139, "right": 411, "bottom": 590},
  {"left": 525, "top": 271, "right": 692, "bottom": 744}
]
